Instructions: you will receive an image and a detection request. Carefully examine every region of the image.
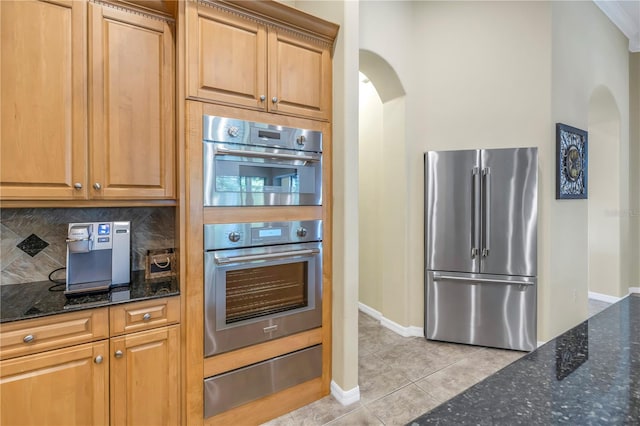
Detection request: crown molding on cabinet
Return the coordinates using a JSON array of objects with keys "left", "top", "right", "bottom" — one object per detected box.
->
[
  {"left": 95, "top": 0, "right": 177, "bottom": 21},
  {"left": 194, "top": 0, "right": 339, "bottom": 49}
]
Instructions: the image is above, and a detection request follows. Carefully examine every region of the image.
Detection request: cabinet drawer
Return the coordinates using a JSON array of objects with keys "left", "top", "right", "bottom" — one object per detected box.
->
[
  {"left": 0, "top": 308, "right": 109, "bottom": 360},
  {"left": 110, "top": 297, "right": 179, "bottom": 336}
]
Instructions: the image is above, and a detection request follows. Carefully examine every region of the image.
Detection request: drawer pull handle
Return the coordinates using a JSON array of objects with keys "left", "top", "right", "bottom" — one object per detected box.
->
[
  {"left": 23, "top": 334, "right": 35, "bottom": 344},
  {"left": 263, "top": 325, "right": 278, "bottom": 333},
  {"left": 142, "top": 313, "right": 152, "bottom": 321},
  {"left": 94, "top": 355, "right": 103, "bottom": 364},
  {"left": 114, "top": 350, "right": 123, "bottom": 359}
]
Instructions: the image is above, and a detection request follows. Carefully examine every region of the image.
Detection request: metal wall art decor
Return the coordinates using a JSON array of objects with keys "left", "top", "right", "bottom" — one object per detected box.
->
[{"left": 556, "top": 123, "right": 588, "bottom": 199}]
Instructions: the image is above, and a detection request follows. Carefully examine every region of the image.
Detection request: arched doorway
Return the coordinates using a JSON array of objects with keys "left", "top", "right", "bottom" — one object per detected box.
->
[
  {"left": 587, "top": 86, "right": 625, "bottom": 299},
  {"left": 358, "top": 50, "right": 414, "bottom": 331}
]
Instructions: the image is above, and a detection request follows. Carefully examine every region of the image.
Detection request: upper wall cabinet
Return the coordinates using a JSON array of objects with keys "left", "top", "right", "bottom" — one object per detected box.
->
[
  {"left": 89, "top": 3, "right": 175, "bottom": 200},
  {"left": 0, "top": 0, "right": 175, "bottom": 202},
  {"left": 186, "top": 0, "right": 337, "bottom": 122},
  {"left": 0, "top": 0, "right": 88, "bottom": 200}
]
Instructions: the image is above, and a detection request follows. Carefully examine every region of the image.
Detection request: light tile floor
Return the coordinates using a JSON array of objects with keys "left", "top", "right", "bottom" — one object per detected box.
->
[{"left": 264, "top": 299, "right": 611, "bottom": 426}]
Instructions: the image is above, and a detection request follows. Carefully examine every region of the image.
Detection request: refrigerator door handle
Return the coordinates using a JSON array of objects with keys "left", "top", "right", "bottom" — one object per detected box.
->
[
  {"left": 482, "top": 167, "right": 491, "bottom": 257},
  {"left": 471, "top": 167, "right": 480, "bottom": 259},
  {"left": 432, "top": 273, "right": 534, "bottom": 286}
]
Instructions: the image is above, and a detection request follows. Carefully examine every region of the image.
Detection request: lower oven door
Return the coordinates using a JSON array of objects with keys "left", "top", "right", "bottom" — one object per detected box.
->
[
  {"left": 204, "top": 242, "right": 322, "bottom": 356},
  {"left": 203, "top": 142, "right": 322, "bottom": 206}
]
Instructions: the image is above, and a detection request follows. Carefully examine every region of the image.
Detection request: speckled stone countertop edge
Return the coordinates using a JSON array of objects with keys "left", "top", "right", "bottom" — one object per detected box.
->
[{"left": 1, "top": 271, "right": 179, "bottom": 323}]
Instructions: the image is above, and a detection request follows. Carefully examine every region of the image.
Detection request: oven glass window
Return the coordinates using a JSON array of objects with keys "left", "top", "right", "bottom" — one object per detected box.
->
[
  {"left": 225, "top": 262, "right": 308, "bottom": 324},
  {"left": 216, "top": 164, "right": 300, "bottom": 194}
]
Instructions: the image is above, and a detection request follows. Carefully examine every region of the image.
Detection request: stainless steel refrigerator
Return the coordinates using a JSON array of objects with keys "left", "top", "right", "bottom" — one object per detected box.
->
[{"left": 424, "top": 147, "right": 538, "bottom": 351}]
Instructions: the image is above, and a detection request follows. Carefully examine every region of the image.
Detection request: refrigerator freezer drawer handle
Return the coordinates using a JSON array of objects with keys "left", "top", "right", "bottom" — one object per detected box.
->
[{"left": 432, "top": 274, "right": 534, "bottom": 286}]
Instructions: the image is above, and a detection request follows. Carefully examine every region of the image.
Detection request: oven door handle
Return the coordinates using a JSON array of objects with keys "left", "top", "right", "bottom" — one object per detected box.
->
[
  {"left": 215, "top": 146, "right": 321, "bottom": 163},
  {"left": 214, "top": 248, "right": 320, "bottom": 265}
]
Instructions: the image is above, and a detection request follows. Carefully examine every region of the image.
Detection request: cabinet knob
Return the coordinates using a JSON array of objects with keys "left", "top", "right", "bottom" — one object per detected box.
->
[
  {"left": 114, "top": 350, "right": 123, "bottom": 359},
  {"left": 272, "top": 96, "right": 278, "bottom": 104},
  {"left": 93, "top": 182, "right": 102, "bottom": 190},
  {"left": 260, "top": 95, "right": 266, "bottom": 102},
  {"left": 94, "top": 355, "right": 103, "bottom": 364},
  {"left": 142, "top": 313, "right": 152, "bottom": 321},
  {"left": 73, "top": 183, "right": 83, "bottom": 190},
  {"left": 23, "top": 334, "right": 35, "bottom": 344}
]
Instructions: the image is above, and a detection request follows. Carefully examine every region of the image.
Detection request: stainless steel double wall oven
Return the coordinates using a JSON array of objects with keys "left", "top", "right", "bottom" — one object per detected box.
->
[{"left": 202, "top": 115, "right": 324, "bottom": 418}]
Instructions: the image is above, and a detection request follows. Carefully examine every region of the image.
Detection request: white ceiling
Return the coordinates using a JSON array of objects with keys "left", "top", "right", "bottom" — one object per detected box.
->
[{"left": 594, "top": 0, "right": 640, "bottom": 52}]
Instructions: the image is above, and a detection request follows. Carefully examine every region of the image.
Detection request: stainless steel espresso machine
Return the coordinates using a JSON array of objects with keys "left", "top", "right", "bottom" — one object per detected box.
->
[{"left": 65, "top": 221, "right": 131, "bottom": 295}]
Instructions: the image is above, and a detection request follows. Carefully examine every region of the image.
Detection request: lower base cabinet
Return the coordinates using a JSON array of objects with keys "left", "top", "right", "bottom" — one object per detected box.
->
[
  {"left": 0, "top": 298, "right": 180, "bottom": 426},
  {"left": 0, "top": 341, "right": 110, "bottom": 426},
  {"left": 111, "top": 325, "right": 180, "bottom": 425}
]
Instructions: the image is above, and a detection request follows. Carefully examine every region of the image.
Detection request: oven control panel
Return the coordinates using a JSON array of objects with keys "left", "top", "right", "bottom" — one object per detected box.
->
[{"left": 204, "top": 220, "right": 322, "bottom": 250}]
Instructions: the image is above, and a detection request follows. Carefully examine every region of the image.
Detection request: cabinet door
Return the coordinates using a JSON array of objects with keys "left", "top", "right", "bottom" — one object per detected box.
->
[
  {"left": 268, "top": 29, "right": 331, "bottom": 121},
  {"left": 89, "top": 3, "right": 175, "bottom": 199},
  {"left": 0, "top": 0, "right": 87, "bottom": 200},
  {"left": 0, "top": 340, "right": 109, "bottom": 426},
  {"left": 186, "top": 2, "right": 267, "bottom": 110},
  {"left": 110, "top": 325, "right": 180, "bottom": 426}
]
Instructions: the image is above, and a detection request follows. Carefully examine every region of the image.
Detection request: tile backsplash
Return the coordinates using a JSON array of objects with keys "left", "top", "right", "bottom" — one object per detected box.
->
[{"left": 0, "top": 207, "right": 175, "bottom": 286}]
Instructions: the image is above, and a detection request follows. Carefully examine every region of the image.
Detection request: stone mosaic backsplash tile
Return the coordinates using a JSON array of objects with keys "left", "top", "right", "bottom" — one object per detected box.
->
[
  {"left": 0, "top": 207, "right": 175, "bottom": 286},
  {"left": 17, "top": 234, "right": 50, "bottom": 257}
]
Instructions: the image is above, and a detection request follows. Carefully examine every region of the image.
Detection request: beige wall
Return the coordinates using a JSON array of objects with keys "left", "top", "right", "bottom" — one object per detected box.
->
[
  {"left": 551, "top": 1, "right": 630, "bottom": 320},
  {"left": 358, "top": 0, "right": 632, "bottom": 342},
  {"left": 360, "top": 0, "right": 553, "bottom": 333}
]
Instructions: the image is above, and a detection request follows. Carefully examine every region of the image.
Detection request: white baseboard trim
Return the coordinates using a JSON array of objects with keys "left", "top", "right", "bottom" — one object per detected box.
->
[
  {"left": 330, "top": 380, "right": 360, "bottom": 406},
  {"left": 588, "top": 291, "right": 622, "bottom": 304},
  {"left": 358, "top": 302, "right": 424, "bottom": 338},
  {"left": 380, "top": 317, "right": 424, "bottom": 338},
  {"left": 357, "top": 302, "right": 382, "bottom": 321},
  {"left": 537, "top": 340, "right": 547, "bottom": 348},
  {"left": 629, "top": 287, "right": 640, "bottom": 294}
]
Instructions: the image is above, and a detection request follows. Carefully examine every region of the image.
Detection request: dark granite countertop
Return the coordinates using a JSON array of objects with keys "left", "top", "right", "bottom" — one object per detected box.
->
[
  {"left": 1, "top": 271, "right": 179, "bottom": 323},
  {"left": 410, "top": 294, "right": 639, "bottom": 425}
]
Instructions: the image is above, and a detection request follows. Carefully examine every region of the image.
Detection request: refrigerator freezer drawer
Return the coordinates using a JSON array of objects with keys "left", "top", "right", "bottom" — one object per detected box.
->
[{"left": 425, "top": 271, "right": 536, "bottom": 351}]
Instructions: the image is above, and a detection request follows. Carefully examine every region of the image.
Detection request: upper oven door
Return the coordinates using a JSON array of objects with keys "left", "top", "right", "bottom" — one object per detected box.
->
[
  {"left": 203, "top": 142, "right": 322, "bottom": 206},
  {"left": 204, "top": 242, "right": 322, "bottom": 356}
]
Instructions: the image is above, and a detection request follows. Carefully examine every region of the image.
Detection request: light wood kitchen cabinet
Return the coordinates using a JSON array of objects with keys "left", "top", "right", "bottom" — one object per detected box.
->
[
  {"left": 0, "top": 340, "right": 110, "bottom": 426},
  {"left": 0, "top": 0, "right": 175, "bottom": 202},
  {"left": 110, "top": 296, "right": 180, "bottom": 335},
  {"left": 109, "top": 297, "right": 181, "bottom": 425},
  {"left": 110, "top": 325, "right": 180, "bottom": 425},
  {"left": 0, "top": 0, "right": 88, "bottom": 200},
  {"left": 0, "top": 307, "right": 109, "bottom": 360},
  {"left": 186, "top": 1, "right": 333, "bottom": 121},
  {"left": 267, "top": 28, "right": 332, "bottom": 121},
  {"left": 89, "top": 3, "right": 175, "bottom": 199},
  {"left": 187, "top": 3, "right": 267, "bottom": 110}
]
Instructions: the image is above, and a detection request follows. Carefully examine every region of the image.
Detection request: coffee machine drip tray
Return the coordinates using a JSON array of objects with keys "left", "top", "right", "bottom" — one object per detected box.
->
[{"left": 65, "top": 280, "right": 111, "bottom": 296}]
